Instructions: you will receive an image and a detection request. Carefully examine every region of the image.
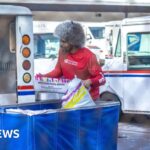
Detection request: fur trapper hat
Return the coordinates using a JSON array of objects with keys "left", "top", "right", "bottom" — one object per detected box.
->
[{"left": 54, "top": 20, "right": 85, "bottom": 48}]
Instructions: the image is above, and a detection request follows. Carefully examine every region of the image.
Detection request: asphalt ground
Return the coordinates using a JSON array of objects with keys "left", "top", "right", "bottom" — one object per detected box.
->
[{"left": 117, "top": 114, "right": 150, "bottom": 150}]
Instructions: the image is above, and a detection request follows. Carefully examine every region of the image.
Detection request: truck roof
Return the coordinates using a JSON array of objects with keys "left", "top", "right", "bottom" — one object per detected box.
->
[
  {"left": 0, "top": 5, "right": 32, "bottom": 15},
  {"left": 33, "top": 21, "right": 60, "bottom": 33},
  {"left": 122, "top": 16, "right": 150, "bottom": 25}
]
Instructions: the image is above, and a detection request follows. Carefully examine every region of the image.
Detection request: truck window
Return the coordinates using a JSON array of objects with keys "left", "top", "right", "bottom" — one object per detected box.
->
[
  {"left": 127, "top": 32, "right": 150, "bottom": 69},
  {"left": 34, "top": 33, "right": 59, "bottom": 59},
  {"left": 88, "top": 27, "right": 105, "bottom": 39}
]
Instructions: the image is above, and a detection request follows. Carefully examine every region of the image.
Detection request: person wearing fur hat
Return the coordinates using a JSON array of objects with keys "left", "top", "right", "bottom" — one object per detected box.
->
[{"left": 36, "top": 20, "right": 106, "bottom": 101}]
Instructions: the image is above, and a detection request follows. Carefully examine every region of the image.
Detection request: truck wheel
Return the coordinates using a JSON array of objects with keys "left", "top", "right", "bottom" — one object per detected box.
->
[
  {"left": 100, "top": 91, "right": 120, "bottom": 102},
  {"left": 100, "top": 91, "right": 122, "bottom": 120}
]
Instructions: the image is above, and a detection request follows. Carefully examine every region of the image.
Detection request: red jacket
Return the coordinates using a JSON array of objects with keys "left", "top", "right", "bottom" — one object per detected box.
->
[{"left": 45, "top": 47, "right": 106, "bottom": 100}]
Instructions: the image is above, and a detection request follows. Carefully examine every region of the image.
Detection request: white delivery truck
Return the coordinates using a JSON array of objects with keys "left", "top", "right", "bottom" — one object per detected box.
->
[
  {"left": 0, "top": 5, "right": 35, "bottom": 105},
  {"left": 101, "top": 16, "right": 150, "bottom": 114},
  {"left": 33, "top": 17, "right": 150, "bottom": 114}
]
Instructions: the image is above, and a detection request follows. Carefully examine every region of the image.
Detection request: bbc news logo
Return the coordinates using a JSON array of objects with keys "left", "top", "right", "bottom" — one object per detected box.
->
[{"left": 0, "top": 129, "right": 19, "bottom": 138}]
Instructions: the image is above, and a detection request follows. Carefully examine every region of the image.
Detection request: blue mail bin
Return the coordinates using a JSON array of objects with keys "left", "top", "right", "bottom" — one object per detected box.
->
[{"left": 0, "top": 101, "right": 120, "bottom": 150}]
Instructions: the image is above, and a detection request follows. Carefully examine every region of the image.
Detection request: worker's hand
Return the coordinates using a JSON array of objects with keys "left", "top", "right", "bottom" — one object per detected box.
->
[
  {"left": 35, "top": 73, "right": 43, "bottom": 80},
  {"left": 82, "top": 79, "right": 92, "bottom": 89}
]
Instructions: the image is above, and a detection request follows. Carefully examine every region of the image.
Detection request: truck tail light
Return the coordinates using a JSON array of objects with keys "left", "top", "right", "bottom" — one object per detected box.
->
[
  {"left": 22, "top": 60, "right": 31, "bottom": 70},
  {"left": 22, "top": 47, "right": 31, "bottom": 58},
  {"left": 22, "top": 35, "right": 30, "bottom": 45},
  {"left": 23, "top": 73, "right": 31, "bottom": 83}
]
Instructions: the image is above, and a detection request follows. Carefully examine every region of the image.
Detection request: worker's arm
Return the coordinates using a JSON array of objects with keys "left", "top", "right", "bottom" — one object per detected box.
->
[
  {"left": 83, "top": 54, "right": 106, "bottom": 88},
  {"left": 36, "top": 49, "right": 63, "bottom": 79}
]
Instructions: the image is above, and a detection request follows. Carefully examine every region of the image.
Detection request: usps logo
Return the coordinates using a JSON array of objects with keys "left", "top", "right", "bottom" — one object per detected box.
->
[{"left": 64, "top": 59, "right": 78, "bottom": 66}]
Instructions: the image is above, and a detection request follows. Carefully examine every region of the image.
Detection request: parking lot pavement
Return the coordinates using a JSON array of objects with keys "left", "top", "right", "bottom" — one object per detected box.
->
[{"left": 117, "top": 122, "right": 150, "bottom": 150}]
